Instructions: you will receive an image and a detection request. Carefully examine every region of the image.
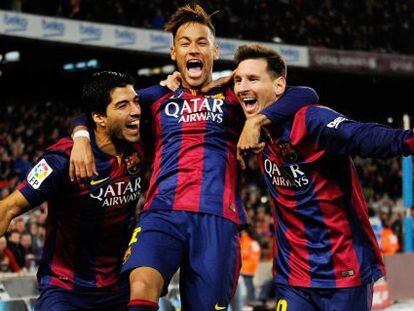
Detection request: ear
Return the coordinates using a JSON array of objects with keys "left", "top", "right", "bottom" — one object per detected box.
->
[
  {"left": 274, "top": 76, "right": 286, "bottom": 97},
  {"left": 170, "top": 45, "right": 176, "bottom": 61},
  {"left": 92, "top": 113, "right": 107, "bottom": 128},
  {"left": 213, "top": 43, "right": 219, "bottom": 61}
]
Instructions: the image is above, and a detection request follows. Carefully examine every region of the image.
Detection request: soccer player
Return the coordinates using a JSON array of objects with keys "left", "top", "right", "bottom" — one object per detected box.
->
[
  {"left": 233, "top": 44, "right": 414, "bottom": 310},
  {"left": 0, "top": 71, "right": 144, "bottom": 311},
  {"left": 70, "top": 5, "right": 318, "bottom": 311}
]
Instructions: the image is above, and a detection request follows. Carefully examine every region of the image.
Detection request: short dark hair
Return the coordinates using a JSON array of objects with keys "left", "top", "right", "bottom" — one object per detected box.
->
[
  {"left": 82, "top": 71, "right": 134, "bottom": 118},
  {"left": 164, "top": 3, "right": 216, "bottom": 39},
  {"left": 234, "top": 44, "right": 287, "bottom": 79}
]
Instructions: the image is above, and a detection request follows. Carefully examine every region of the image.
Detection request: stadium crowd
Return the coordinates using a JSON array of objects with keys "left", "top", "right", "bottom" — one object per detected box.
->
[
  {"left": 1, "top": 0, "right": 413, "bottom": 54},
  {"left": 0, "top": 100, "right": 406, "bottom": 274}
]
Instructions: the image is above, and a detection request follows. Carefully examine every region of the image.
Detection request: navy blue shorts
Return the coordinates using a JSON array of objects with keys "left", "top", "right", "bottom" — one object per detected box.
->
[
  {"left": 122, "top": 210, "right": 241, "bottom": 310},
  {"left": 275, "top": 282, "right": 374, "bottom": 311},
  {"left": 35, "top": 286, "right": 129, "bottom": 311}
]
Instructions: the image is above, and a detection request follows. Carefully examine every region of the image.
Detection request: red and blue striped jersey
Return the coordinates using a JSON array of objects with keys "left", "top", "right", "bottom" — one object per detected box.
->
[
  {"left": 139, "top": 86, "right": 247, "bottom": 225},
  {"left": 18, "top": 135, "right": 144, "bottom": 292},
  {"left": 71, "top": 85, "right": 318, "bottom": 227},
  {"left": 258, "top": 105, "right": 414, "bottom": 288}
]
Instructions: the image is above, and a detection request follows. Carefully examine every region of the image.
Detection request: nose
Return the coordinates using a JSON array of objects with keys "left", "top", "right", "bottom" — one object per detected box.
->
[
  {"left": 130, "top": 102, "right": 141, "bottom": 117},
  {"left": 188, "top": 42, "right": 200, "bottom": 55},
  {"left": 237, "top": 79, "right": 250, "bottom": 94}
]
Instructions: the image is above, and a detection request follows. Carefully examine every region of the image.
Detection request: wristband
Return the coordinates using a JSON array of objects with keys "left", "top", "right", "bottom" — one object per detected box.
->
[{"left": 73, "top": 130, "right": 90, "bottom": 141}]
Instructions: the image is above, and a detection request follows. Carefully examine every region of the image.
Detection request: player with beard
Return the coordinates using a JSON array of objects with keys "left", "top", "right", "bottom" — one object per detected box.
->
[
  {"left": 233, "top": 44, "right": 414, "bottom": 311},
  {"left": 70, "top": 4, "right": 318, "bottom": 311},
  {"left": 0, "top": 71, "right": 144, "bottom": 310}
]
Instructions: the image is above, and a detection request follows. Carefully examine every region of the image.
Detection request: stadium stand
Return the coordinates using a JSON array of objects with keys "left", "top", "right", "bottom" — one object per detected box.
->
[{"left": 1, "top": 0, "right": 413, "bottom": 54}]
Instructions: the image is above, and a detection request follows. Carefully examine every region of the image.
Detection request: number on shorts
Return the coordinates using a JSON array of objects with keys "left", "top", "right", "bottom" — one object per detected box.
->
[{"left": 276, "top": 299, "right": 288, "bottom": 311}]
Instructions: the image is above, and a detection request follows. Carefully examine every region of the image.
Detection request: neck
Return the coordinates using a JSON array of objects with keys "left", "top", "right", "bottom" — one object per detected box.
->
[
  {"left": 94, "top": 128, "right": 125, "bottom": 157},
  {"left": 181, "top": 74, "right": 212, "bottom": 92}
]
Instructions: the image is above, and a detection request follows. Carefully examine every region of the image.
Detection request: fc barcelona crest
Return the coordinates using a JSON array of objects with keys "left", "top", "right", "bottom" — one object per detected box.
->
[
  {"left": 125, "top": 152, "right": 141, "bottom": 175},
  {"left": 279, "top": 143, "right": 298, "bottom": 163}
]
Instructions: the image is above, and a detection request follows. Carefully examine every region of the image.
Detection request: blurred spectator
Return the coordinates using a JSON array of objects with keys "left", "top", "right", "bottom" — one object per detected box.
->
[
  {"left": 21, "top": 233, "right": 36, "bottom": 271},
  {"left": 0, "top": 236, "right": 22, "bottom": 273},
  {"left": 369, "top": 206, "right": 383, "bottom": 248},
  {"left": 381, "top": 219, "right": 400, "bottom": 255},
  {"left": 7, "top": 230, "right": 25, "bottom": 268},
  {"left": 240, "top": 229, "right": 261, "bottom": 303}
]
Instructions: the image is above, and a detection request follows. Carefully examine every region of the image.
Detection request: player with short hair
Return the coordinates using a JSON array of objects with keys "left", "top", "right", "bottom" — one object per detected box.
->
[
  {"left": 70, "top": 4, "right": 318, "bottom": 311},
  {"left": 0, "top": 71, "right": 144, "bottom": 310},
  {"left": 233, "top": 43, "right": 414, "bottom": 311}
]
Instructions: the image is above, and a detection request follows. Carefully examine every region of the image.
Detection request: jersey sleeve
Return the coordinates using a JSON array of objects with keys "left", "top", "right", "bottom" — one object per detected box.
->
[
  {"left": 18, "top": 153, "right": 69, "bottom": 206},
  {"left": 261, "top": 86, "right": 319, "bottom": 126},
  {"left": 292, "top": 105, "right": 414, "bottom": 158},
  {"left": 137, "top": 85, "right": 172, "bottom": 107},
  {"left": 70, "top": 113, "right": 90, "bottom": 132}
]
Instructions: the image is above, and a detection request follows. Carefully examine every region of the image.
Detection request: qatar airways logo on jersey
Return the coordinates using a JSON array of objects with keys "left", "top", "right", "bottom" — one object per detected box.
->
[
  {"left": 164, "top": 98, "right": 224, "bottom": 123},
  {"left": 89, "top": 177, "right": 141, "bottom": 208},
  {"left": 264, "top": 159, "right": 309, "bottom": 189}
]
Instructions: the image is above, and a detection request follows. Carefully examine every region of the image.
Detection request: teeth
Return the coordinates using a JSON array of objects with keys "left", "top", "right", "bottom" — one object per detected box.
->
[
  {"left": 128, "top": 120, "right": 139, "bottom": 126},
  {"left": 243, "top": 98, "right": 257, "bottom": 104}
]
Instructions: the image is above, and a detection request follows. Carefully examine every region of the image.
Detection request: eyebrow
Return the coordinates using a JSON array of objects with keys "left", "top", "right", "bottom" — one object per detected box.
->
[
  {"left": 177, "top": 36, "right": 208, "bottom": 41},
  {"left": 114, "top": 95, "right": 138, "bottom": 106}
]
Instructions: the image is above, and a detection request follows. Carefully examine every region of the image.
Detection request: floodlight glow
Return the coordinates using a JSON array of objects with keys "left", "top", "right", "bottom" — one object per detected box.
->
[
  {"left": 5, "top": 51, "right": 20, "bottom": 62},
  {"left": 162, "top": 65, "right": 175, "bottom": 74},
  {"left": 87, "top": 59, "right": 98, "bottom": 68},
  {"left": 76, "top": 62, "right": 86, "bottom": 69},
  {"left": 137, "top": 68, "right": 151, "bottom": 76},
  {"left": 63, "top": 63, "right": 75, "bottom": 71}
]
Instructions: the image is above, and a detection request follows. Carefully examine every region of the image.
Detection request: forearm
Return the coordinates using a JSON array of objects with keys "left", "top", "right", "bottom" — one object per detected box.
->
[
  {"left": 70, "top": 114, "right": 90, "bottom": 137},
  {"left": 0, "top": 191, "right": 29, "bottom": 236},
  {"left": 246, "top": 114, "right": 271, "bottom": 131},
  {"left": 261, "top": 86, "right": 318, "bottom": 126}
]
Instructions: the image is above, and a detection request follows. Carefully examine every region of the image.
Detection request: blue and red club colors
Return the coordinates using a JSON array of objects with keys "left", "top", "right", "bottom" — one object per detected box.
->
[
  {"left": 18, "top": 134, "right": 144, "bottom": 294},
  {"left": 258, "top": 105, "right": 414, "bottom": 288},
  {"left": 71, "top": 85, "right": 319, "bottom": 227},
  {"left": 139, "top": 86, "right": 248, "bottom": 226}
]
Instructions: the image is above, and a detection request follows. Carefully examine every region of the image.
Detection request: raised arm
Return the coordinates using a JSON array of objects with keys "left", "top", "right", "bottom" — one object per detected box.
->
[{"left": 293, "top": 106, "right": 414, "bottom": 158}]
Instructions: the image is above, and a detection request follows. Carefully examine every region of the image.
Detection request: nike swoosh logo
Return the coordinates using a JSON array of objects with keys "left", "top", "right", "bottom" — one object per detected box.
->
[
  {"left": 214, "top": 304, "right": 226, "bottom": 310},
  {"left": 90, "top": 177, "right": 109, "bottom": 186}
]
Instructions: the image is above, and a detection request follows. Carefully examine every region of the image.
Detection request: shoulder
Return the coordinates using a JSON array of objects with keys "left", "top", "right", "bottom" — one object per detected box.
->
[
  {"left": 44, "top": 137, "right": 73, "bottom": 160},
  {"left": 137, "top": 85, "right": 173, "bottom": 105},
  {"left": 295, "top": 105, "right": 344, "bottom": 124}
]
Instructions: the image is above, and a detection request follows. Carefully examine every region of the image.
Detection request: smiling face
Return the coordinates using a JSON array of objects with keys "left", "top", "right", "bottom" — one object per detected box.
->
[
  {"left": 94, "top": 85, "right": 141, "bottom": 144},
  {"left": 171, "top": 22, "right": 219, "bottom": 89},
  {"left": 234, "top": 58, "right": 285, "bottom": 117}
]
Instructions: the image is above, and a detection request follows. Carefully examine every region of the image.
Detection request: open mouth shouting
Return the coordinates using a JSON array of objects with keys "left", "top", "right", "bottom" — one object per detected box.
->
[
  {"left": 186, "top": 59, "right": 204, "bottom": 79},
  {"left": 241, "top": 97, "right": 259, "bottom": 115},
  {"left": 125, "top": 120, "right": 140, "bottom": 135}
]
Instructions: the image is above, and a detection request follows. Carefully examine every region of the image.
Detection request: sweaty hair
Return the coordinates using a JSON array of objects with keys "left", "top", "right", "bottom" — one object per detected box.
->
[
  {"left": 234, "top": 44, "right": 287, "bottom": 79},
  {"left": 164, "top": 3, "right": 216, "bottom": 39},
  {"left": 82, "top": 71, "right": 135, "bottom": 117}
]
